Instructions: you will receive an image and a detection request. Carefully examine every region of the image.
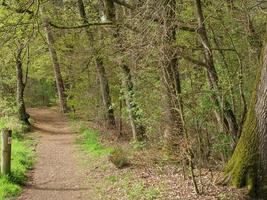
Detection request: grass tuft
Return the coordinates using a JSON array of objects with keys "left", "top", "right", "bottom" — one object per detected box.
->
[
  {"left": 109, "top": 148, "right": 129, "bottom": 169},
  {"left": 77, "top": 125, "right": 113, "bottom": 157}
]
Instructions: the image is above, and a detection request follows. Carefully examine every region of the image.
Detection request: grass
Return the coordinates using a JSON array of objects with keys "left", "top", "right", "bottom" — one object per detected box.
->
[
  {"left": 75, "top": 123, "right": 163, "bottom": 200},
  {"left": 0, "top": 118, "right": 35, "bottom": 200},
  {"left": 76, "top": 125, "right": 113, "bottom": 157}
]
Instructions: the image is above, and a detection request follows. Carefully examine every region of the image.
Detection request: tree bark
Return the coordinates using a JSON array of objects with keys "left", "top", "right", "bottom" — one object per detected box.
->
[
  {"left": 103, "top": 1, "right": 146, "bottom": 140},
  {"left": 195, "top": 0, "right": 239, "bottom": 138},
  {"left": 161, "top": 0, "right": 183, "bottom": 153},
  {"left": 121, "top": 64, "right": 146, "bottom": 141},
  {"left": 256, "top": 41, "right": 267, "bottom": 199},
  {"left": 42, "top": 16, "right": 68, "bottom": 113},
  {"left": 222, "top": 39, "right": 267, "bottom": 199},
  {"left": 16, "top": 47, "right": 30, "bottom": 125},
  {"left": 77, "top": 0, "right": 116, "bottom": 129}
]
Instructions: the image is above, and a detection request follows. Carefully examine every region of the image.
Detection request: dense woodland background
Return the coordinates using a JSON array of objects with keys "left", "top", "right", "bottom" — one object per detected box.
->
[{"left": 0, "top": 0, "right": 267, "bottom": 199}]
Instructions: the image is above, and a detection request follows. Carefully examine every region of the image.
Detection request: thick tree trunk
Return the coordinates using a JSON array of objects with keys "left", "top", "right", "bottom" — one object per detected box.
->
[
  {"left": 195, "top": 0, "right": 239, "bottom": 138},
  {"left": 43, "top": 18, "right": 68, "bottom": 113},
  {"left": 16, "top": 47, "right": 30, "bottom": 125},
  {"left": 222, "top": 41, "right": 267, "bottom": 199},
  {"left": 256, "top": 43, "right": 267, "bottom": 199},
  {"left": 77, "top": 0, "right": 116, "bottom": 129},
  {"left": 161, "top": 0, "right": 183, "bottom": 153}
]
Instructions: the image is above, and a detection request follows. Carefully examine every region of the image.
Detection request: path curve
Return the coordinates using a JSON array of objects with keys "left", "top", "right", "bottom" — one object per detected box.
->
[{"left": 17, "top": 108, "right": 91, "bottom": 200}]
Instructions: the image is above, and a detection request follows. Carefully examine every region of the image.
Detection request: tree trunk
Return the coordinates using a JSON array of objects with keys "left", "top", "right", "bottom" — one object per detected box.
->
[
  {"left": 16, "top": 47, "right": 30, "bottom": 126},
  {"left": 195, "top": 0, "right": 239, "bottom": 138},
  {"left": 121, "top": 64, "right": 146, "bottom": 141},
  {"left": 42, "top": 17, "right": 68, "bottom": 113},
  {"left": 222, "top": 40, "right": 267, "bottom": 199},
  {"left": 102, "top": 1, "right": 146, "bottom": 140},
  {"left": 77, "top": 0, "right": 116, "bottom": 129},
  {"left": 256, "top": 42, "right": 267, "bottom": 199},
  {"left": 161, "top": 0, "right": 183, "bottom": 153}
]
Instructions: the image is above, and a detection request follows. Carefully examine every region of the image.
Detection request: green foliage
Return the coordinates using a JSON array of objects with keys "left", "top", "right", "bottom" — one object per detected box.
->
[
  {"left": 77, "top": 125, "right": 113, "bottom": 157},
  {"left": 213, "top": 133, "right": 234, "bottom": 159},
  {"left": 0, "top": 177, "right": 21, "bottom": 200},
  {"left": 109, "top": 147, "right": 129, "bottom": 169},
  {"left": 0, "top": 122, "right": 35, "bottom": 200}
]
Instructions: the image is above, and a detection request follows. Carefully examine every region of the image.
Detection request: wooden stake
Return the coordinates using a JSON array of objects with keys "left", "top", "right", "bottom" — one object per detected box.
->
[{"left": 1, "top": 129, "right": 12, "bottom": 175}]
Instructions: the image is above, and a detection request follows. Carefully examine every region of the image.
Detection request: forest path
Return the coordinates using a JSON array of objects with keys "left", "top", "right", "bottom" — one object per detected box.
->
[{"left": 16, "top": 108, "right": 92, "bottom": 200}]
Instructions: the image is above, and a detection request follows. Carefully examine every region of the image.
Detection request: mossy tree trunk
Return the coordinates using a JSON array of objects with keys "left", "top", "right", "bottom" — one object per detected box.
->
[{"left": 223, "top": 41, "right": 267, "bottom": 199}]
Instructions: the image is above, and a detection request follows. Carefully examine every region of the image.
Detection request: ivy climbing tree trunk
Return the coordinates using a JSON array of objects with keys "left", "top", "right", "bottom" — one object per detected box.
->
[
  {"left": 103, "top": 0, "right": 146, "bottom": 140},
  {"left": 77, "top": 0, "right": 116, "bottom": 129},
  {"left": 222, "top": 39, "right": 267, "bottom": 199},
  {"left": 161, "top": 0, "right": 183, "bottom": 153},
  {"left": 16, "top": 46, "right": 30, "bottom": 126},
  {"left": 121, "top": 64, "right": 146, "bottom": 141},
  {"left": 42, "top": 15, "right": 68, "bottom": 113}
]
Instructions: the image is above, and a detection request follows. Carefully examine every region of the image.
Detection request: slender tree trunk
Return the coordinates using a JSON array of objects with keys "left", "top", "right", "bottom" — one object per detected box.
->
[
  {"left": 161, "top": 0, "right": 183, "bottom": 153},
  {"left": 121, "top": 64, "right": 146, "bottom": 141},
  {"left": 222, "top": 40, "right": 267, "bottom": 199},
  {"left": 16, "top": 47, "right": 30, "bottom": 125},
  {"left": 103, "top": 1, "right": 146, "bottom": 140},
  {"left": 42, "top": 17, "right": 68, "bottom": 113},
  {"left": 195, "top": 0, "right": 238, "bottom": 138},
  {"left": 77, "top": 0, "right": 116, "bottom": 129}
]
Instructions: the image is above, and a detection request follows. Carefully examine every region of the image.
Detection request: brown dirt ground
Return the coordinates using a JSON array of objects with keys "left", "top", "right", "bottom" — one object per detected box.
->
[
  {"left": 16, "top": 108, "right": 93, "bottom": 200},
  {"left": 15, "top": 108, "right": 250, "bottom": 200}
]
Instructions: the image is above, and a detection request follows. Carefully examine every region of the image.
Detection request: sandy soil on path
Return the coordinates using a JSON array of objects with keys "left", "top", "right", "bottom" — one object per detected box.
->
[{"left": 16, "top": 108, "right": 92, "bottom": 200}]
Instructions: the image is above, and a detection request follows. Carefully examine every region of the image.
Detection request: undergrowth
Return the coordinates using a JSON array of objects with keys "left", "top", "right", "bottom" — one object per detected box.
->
[
  {"left": 76, "top": 125, "right": 113, "bottom": 157},
  {"left": 0, "top": 118, "right": 35, "bottom": 200}
]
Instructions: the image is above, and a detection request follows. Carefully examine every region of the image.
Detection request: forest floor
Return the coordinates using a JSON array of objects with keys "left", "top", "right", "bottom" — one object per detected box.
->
[{"left": 15, "top": 108, "right": 249, "bottom": 200}]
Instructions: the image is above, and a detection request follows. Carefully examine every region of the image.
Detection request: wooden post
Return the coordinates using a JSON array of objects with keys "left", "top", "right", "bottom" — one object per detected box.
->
[{"left": 1, "top": 129, "right": 12, "bottom": 175}]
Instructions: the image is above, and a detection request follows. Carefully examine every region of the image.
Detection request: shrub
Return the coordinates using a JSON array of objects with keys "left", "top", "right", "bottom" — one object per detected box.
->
[{"left": 109, "top": 148, "right": 129, "bottom": 169}]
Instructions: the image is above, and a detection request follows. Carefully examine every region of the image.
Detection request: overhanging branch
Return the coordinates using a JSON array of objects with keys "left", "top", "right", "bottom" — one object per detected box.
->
[{"left": 49, "top": 22, "right": 113, "bottom": 29}]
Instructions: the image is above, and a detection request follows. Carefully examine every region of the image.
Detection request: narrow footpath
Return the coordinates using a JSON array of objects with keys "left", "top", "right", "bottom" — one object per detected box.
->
[{"left": 17, "top": 108, "right": 92, "bottom": 200}]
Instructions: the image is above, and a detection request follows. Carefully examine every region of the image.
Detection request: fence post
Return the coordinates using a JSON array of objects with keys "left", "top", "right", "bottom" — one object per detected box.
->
[{"left": 1, "top": 129, "right": 12, "bottom": 175}]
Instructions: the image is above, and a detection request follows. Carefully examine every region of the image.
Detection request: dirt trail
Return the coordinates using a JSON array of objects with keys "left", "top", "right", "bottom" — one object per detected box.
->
[{"left": 17, "top": 108, "right": 92, "bottom": 200}]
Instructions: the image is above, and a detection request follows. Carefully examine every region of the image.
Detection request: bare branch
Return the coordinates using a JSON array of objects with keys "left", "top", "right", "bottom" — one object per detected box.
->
[{"left": 49, "top": 22, "right": 114, "bottom": 29}]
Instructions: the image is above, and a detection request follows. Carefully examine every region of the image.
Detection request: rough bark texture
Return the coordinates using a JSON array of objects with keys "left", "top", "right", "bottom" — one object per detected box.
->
[
  {"left": 195, "top": 0, "right": 239, "bottom": 138},
  {"left": 223, "top": 41, "right": 267, "bottom": 199},
  {"left": 43, "top": 18, "right": 68, "bottom": 113},
  {"left": 77, "top": 0, "right": 116, "bottom": 129},
  {"left": 256, "top": 43, "right": 267, "bottom": 199},
  {"left": 16, "top": 47, "right": 30, "bottom": 126},
  {"left": 161, "top": 0, "right": 183, "bottom": 153}
]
